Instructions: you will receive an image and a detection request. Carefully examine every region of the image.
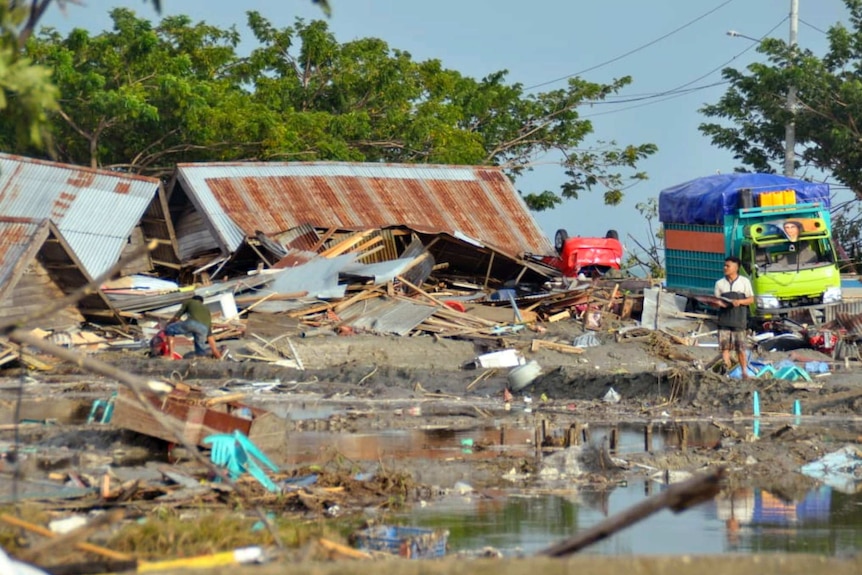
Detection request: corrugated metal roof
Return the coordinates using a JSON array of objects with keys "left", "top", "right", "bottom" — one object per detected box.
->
[
  {"left": 0, "top": 218, "right": 48, "bottom": 299},
  {"left": 174, "top": 162, "right": 553, "bottom": 258},
  {"left": 0, "top": 153, "right": 160, "bottom": 277}
]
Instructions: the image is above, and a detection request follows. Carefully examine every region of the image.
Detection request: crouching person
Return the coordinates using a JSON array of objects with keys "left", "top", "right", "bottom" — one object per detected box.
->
[{"left": 165, "top": 295, "right": 222, "bottom": 359}]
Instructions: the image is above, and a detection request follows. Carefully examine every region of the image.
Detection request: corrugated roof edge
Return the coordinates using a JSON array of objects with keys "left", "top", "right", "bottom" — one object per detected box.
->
[
  {"left": 0, "top": 153, "right": 161, "bottom": 185},
  {"left": 175, "top": 161, "right": 505, "bottom": 172}
]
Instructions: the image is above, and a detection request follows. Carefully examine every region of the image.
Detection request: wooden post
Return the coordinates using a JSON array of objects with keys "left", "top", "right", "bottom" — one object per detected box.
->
[
  {"left": 566, "top": 426, "right": 578, "bottom": 448},
  {"left": 541, "top": 419, "right": 549, "bottom": 446},
  {"left": 680, "top": 425, "right": 689, "bottom": 452},
  {"left": 483, "top": 251, "right": 496, "bottom": 289},
  {"left": 609, "top": 427, "right": 619, "bottom": 454},
  {"left": 644, "top": 424, "right": 653, "bottom": 452}
]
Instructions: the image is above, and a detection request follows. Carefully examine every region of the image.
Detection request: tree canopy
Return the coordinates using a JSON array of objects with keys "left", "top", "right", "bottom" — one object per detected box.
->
[
  {"left": 4, "top": 8, "right": 656, "bottom": 209},
  {"left": 700, "top": 0, "right": 862, "bottom": 202},
  {"left": 0, "top": 0, "right": 326, "bottom": 152}
]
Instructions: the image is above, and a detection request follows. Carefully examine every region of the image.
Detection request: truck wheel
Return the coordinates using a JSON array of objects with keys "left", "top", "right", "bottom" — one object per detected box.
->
[
  {"left": 605, "top": 229, "right": 619, "bottom": 240},
  {"left": 554, "top": 229, "right": 569, "bottom": 254}
]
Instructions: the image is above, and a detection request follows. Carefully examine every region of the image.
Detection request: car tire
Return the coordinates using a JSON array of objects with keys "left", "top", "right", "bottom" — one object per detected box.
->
[{"left": 554, "top": 229, "right": 569, "bottom": 254}]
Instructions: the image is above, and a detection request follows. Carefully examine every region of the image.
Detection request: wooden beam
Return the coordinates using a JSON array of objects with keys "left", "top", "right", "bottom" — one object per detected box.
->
[
  {"left": 530, "top": 339, "right": 584, "bottom": 354},
  {"left": 483, "top": 251, "right": 496, "bottom": 289},
  {"left": 320, "top": 230, "right": 374, "bottom": 258},
  {"left": 310, "top": 227, "right": 338, "bottom": 253}
]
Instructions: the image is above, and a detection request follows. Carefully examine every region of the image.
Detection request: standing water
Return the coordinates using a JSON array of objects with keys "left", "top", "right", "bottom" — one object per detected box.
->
[{"left": 399, "top": 483, "right": 862, "bottom": 556}]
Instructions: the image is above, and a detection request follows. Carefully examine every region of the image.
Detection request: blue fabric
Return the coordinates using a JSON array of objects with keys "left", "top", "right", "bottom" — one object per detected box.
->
[
  {"left": 166, "top": 320, "right": 209, "bottom": 355},
  {"left": 659, "top": 173, "right": 831, "bottom": 224}
]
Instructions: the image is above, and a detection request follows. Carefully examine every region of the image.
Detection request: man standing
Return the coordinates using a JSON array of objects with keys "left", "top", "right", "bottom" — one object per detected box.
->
[
  {"left": 165, "top": 295, "right": 222, "bottom": 359},
  {"left": 715, "top": 256, "right": 755, "bottom": 378}
]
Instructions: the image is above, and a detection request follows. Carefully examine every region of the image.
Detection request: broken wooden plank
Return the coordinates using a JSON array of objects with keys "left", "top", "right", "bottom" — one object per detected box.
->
[
  {"left": 530, "top": 339, "right": 585, "bottom": 354},
  {"left": 0, "top": 513, "right": 132, "bottom": 562},
  {"left": 319, "top": 230, "right": 375, "bottom": 258},
  {"left": 547, "top": 310, "right": 571, "bottom": 323}
]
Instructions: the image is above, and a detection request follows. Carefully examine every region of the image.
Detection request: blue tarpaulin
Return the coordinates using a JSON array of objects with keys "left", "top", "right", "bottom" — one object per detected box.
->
[{"left": 659, "top": 173, "right": 830, "bottom": 225}]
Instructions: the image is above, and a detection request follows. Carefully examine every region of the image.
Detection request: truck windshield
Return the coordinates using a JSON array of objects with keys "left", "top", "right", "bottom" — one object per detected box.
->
[{"left": 754, "top": 239, "right": 834, "bottom": 273}]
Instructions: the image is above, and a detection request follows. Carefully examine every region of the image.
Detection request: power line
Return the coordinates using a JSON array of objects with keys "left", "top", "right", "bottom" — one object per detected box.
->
[
  {"left": 799, "top": 18, "right": 828, "bottom": 35},
  {"left": 580, "top": 17, "right": 789, "bottom": 118},
  {"left": 525, "top": 0, "right": 738, "bottom": 91}
]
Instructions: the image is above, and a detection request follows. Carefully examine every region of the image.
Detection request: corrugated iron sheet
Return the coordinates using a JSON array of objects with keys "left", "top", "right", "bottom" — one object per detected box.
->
[
  {"left": 0, "top": 153, "right": 160, "bottom": 277},
  {"left": 273, "top": 223, "right": 321, "bottom": 252},
  {"left": 174, "top": 162, "right": 553, "bottom": 258},
  {"left": 341, "top": 297, "right": 437, "bottom": 336},
  {"left": 0, "top": 218, "right": 48, "bottom": 298}
]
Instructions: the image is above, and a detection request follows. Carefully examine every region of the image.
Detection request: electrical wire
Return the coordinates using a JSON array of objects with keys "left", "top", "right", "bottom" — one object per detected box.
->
[
  {"left": 525, "top": 0, "right": 738, "bottom": 90},
  {"left": 799, "top": 18, "right": 828, "bottom": 35},
  {"left": 580, "top": 16, "right": 789, "bottom": 118}
]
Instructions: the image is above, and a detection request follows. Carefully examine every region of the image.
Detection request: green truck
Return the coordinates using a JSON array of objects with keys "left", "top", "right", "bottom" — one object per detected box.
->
[{"left": 659, "top": 173, "right": 842, "bottom": 318}]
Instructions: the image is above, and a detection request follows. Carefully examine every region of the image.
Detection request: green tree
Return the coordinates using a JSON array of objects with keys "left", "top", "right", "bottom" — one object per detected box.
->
[
  {"left": 0, "top": 1, "right": 59, "bottom": 148},
  {"left": 0, "top": 1, "right": 328, "bottom": 152},
  {"left": 215, "top": 14, "right": 657, "bottom": 208},
  {"left": 624, "top": 197, "right": 664, "bottom": 278},
  {"left": 700, "top": 0, "right": 862, "bottom": 201},
  {"left": 24, "top": 9, "right": 268, "bottom": 173},
  {"left": 13, "top": 11, "right": 656, "bottom": 207}
]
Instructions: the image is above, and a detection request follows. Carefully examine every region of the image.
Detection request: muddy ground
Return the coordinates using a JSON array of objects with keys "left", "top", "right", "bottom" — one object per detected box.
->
[
  {"left": 5, "top": 318, "right": 860, "bottom": 490},
  {"left": 1, "top": 318, "right": 861, "bottom": 570}
]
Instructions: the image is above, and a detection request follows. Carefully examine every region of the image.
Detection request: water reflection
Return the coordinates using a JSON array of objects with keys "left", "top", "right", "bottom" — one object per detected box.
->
[
  {"left": 399, "top": 483, "right": 862, "bottom": 556},
  {"left": 713, "top": 486, "right": 862, "bottom": 555}
]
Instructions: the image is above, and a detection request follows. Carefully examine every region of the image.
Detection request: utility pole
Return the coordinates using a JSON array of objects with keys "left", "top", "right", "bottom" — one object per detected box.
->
[{"left": 784, "top": 0, "right": 799, "bottom": 177}]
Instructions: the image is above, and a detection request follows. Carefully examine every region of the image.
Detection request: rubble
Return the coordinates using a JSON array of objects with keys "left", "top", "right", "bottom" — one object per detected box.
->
[{"left": 1, "top": 155, "right": 862, "bottom": 571}]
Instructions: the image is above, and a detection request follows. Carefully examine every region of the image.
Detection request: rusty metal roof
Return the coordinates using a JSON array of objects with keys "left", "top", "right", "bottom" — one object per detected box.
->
[
  {"left": 0, "top": 153, "right": 160, "bottom": 277},
  {"left": 0, "top": 218, "right": 48, "bottom": 300},
  {"left": 174, "top": 162, "right": 553, "bottom": 258}
]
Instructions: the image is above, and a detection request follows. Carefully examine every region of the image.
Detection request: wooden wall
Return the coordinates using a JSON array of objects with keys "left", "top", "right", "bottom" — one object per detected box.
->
[{"left": 0, "top": 260, "right": 83, "bottom": 331}]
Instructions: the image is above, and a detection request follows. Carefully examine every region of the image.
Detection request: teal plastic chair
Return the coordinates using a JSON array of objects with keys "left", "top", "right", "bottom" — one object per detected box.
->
[
  {"left": 203, "top": 430, "right": 280, "bottom": 492},
  {"left": 755, "top": 365, "right": 778, "bottom": 378},
  {"left": 87, "top": 392, "right": 116, "bottom": 424},
  {"left": 775, "top": 365, "right": 812, "bottom": 382}
]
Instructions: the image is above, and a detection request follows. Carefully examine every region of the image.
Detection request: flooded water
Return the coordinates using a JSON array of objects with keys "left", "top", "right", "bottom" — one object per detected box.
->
[
  {"left": 398, "top": 483, "right": 862, "bottom": 556},
  {"left": 273, "top": 418, "right": 862, "bottom": 556},
  {"left": 274, "top": 419, "right": 746, "bottom": 466}
]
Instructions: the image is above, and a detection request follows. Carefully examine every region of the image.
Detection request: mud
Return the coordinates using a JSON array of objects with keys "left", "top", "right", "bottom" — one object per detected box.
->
[{"left": 2, "top": 320, "right": 861, "bottom": 567}]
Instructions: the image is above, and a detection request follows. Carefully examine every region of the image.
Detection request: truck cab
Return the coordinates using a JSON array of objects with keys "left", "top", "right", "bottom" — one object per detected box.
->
[
  {"left": 735, "top": 212, "right": 842, "bottom": 313},
  {"left": 659, "top": 173, "right": 843, "bottom": 320}
]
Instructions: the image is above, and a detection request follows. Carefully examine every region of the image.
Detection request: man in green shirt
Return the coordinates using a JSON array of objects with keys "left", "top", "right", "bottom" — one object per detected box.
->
[{"left": 165, "top": 295, "right": 222, "bottom": 359}]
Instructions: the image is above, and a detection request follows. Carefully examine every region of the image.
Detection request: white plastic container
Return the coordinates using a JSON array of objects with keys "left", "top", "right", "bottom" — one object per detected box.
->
[
  {"left": 508, "top": 360, "right": 542, "bottom": 391},
  {"left": 476, "top": 349, "right": 524, "bottom": 369}
]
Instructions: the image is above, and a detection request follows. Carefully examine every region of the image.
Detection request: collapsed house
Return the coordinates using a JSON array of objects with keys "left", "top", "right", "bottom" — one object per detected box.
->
[
  {"left": 165, "top": 162, "right": 557, "bottom": 287},
  {"left": 0, "top": 153, "right": 178, "bottom": 328},
  {"left": 0, "top": 218, "right": 118, "bottom": 331}
]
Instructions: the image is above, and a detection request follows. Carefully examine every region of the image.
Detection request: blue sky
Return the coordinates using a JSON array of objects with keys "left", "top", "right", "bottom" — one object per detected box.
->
[{"left": 43, "top": 0, "right": 851, "bottom": 258}]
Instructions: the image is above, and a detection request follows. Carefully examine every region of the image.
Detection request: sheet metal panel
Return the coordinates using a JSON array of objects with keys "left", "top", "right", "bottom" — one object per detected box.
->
[
  {"left": 341, "top": 297, "right": 437, "bottom": 336},
  {"left": 174, "top": 163, "right": 553, "bottom": 258},
  {"left": 0, "top": 219, "right": 45, "bottom": 297},
  {"left": 0, "top": 154, "right": 160, "bottom": 277}
]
